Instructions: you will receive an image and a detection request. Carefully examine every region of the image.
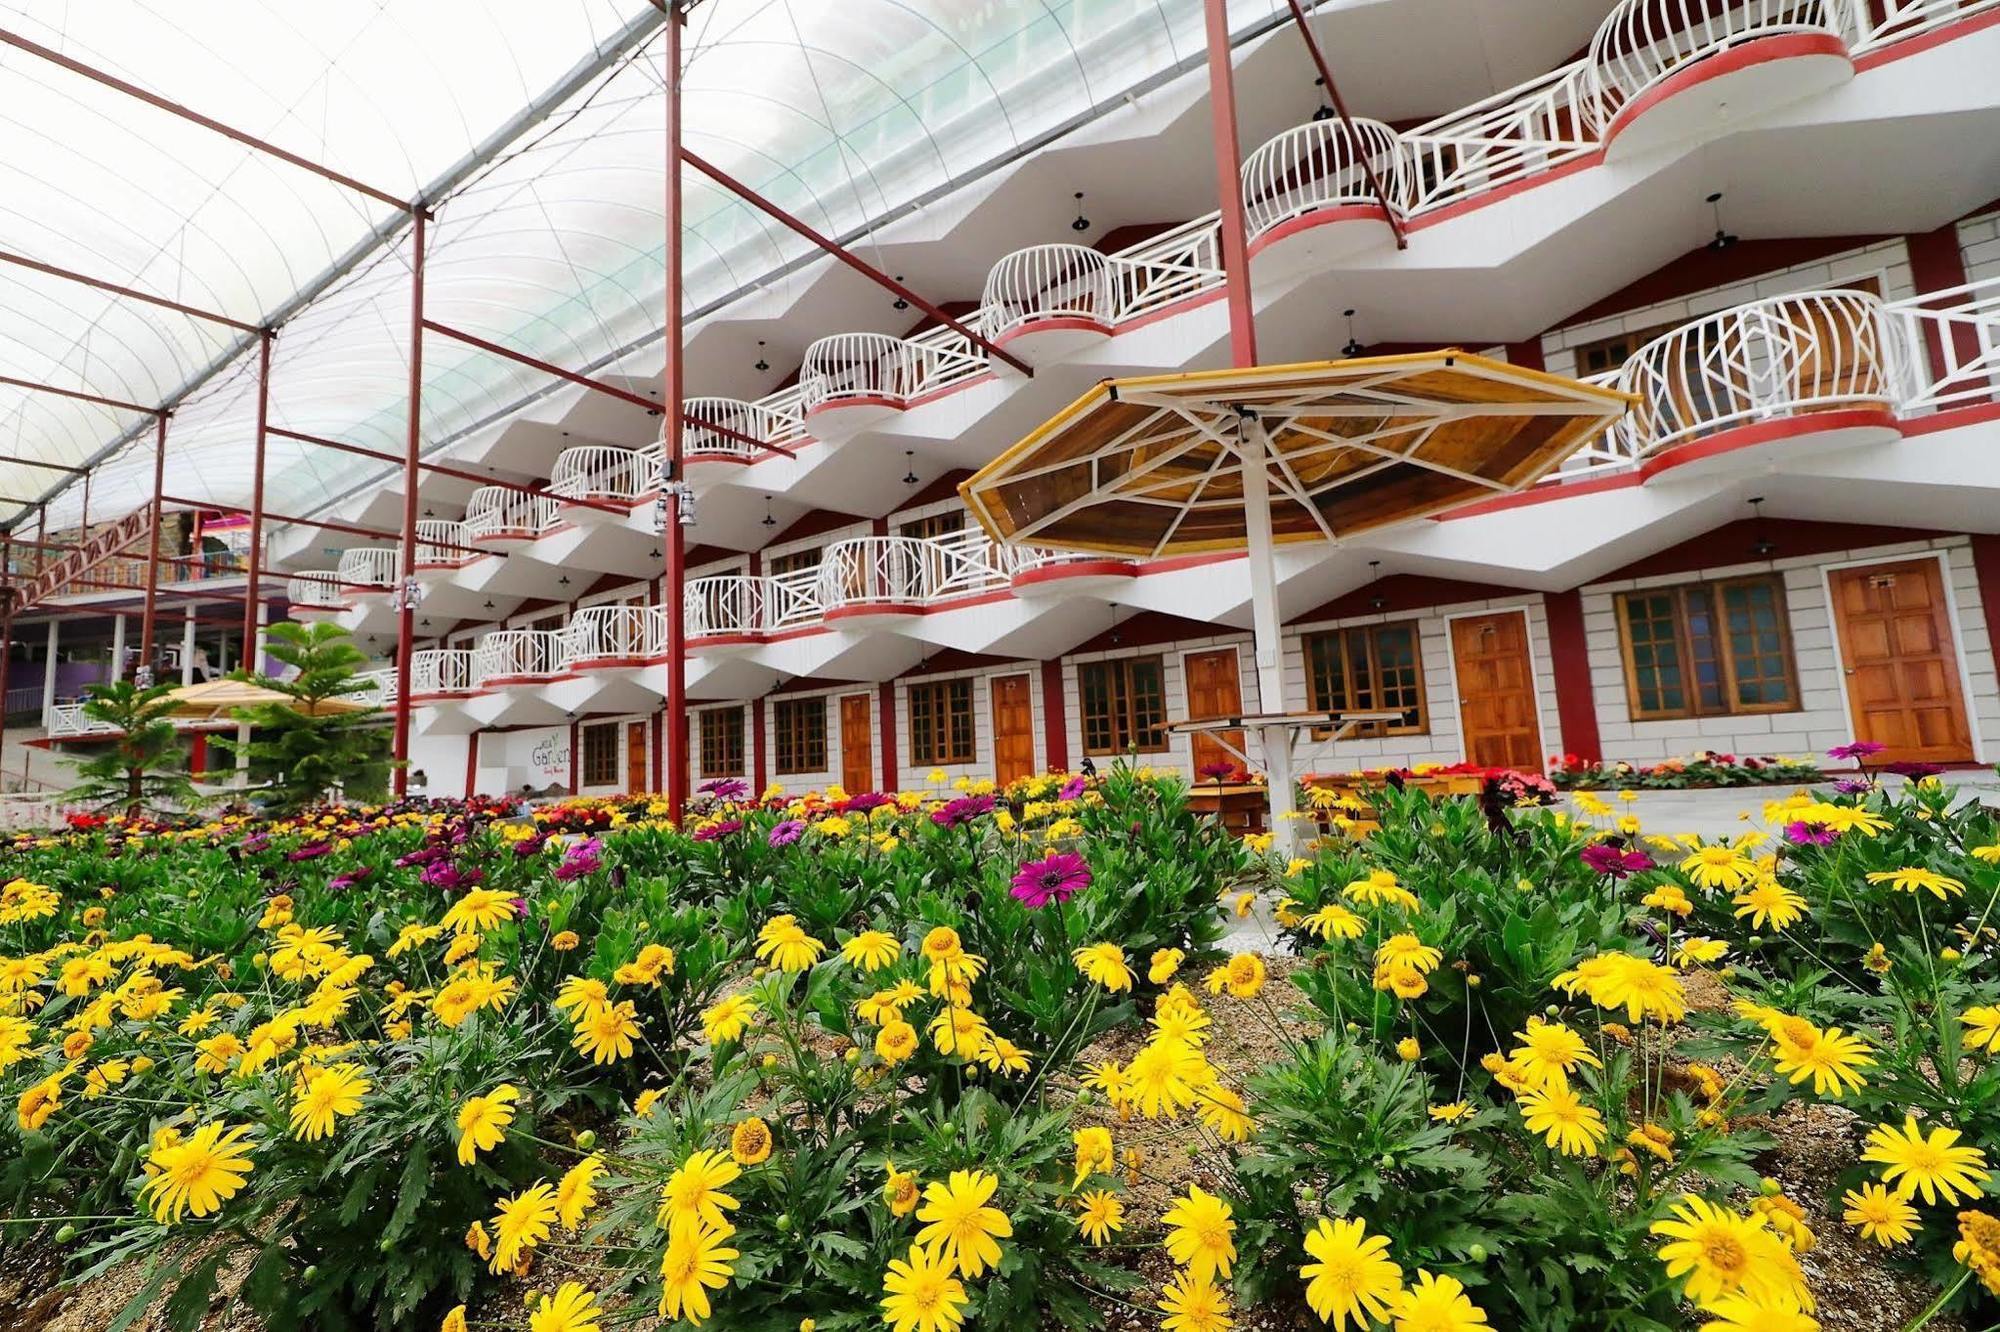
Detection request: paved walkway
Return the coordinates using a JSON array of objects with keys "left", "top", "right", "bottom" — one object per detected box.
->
[{"left": 1219, "top": 771, "right": 2000, "bottom": 950}]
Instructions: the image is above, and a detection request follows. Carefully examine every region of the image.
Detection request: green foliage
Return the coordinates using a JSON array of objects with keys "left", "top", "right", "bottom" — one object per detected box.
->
[
  {"left": 61, "top": 679, "right": 201, "bottom": 815},
  {"left": 217, "top": 621, "right": 392, "bottom": 812}
]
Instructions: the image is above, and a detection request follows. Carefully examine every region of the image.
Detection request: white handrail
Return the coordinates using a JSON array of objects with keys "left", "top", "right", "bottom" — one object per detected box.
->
[
  {"left": 766, "top": 567, "right": 825, "bottom": 629},
  {"left": 1886, "top": 276, "right": 2000, "bottom": 413},
  {"left": 686, "top": 576, "right": 765, "bottom": 636},
  {"left": 820, "top": 536, "right": 933, "bottom": 607},
  {"left": 979, "top": 244, "right": 1115, "bottom": 340},
  {"left": 1401, "top": 63, "right": 1597, "bottom": 215},
  {"left": 472, "top": 629, "right": 569, "bottom": 683},
  {"left": 1241, "top": 117, "right": 1403, "bottom": 238},
  {"left": 287, "top": 572, "right": 346, "bottom": 608},
  {"left": 800, "top": 333, "right": 911, "bottom": 410},
  {"left": 414, "top": 520, "right": 471, "bottom": 567},
  {"left": 550, "top": 445, "right": 658, "bottom": 502},
  {"left": 353, "top": 669, "right": 398, "bottom": 708},
  {"left": 1584, "top": 0, "right": 1849, "bottom": 133},
  {"left": 465, "top": 485, "right": 558, "bottom": 541},
  {"left": 566, "top": 604, "right": 664, "bottom": 664},
  {"left": 687, "top": 395, "right": 809, "bottom": 459},
  {"left": 1107, "top": 216, "right": 1225, "bottom": 324},
  {"left": 1614, "top": 288, "right": 1902, "bottom": 455},
  {"left": 337, "top": 547, "right": 397, "bottom": 588},
  {"left": 410, "top": 648, "right": 474, "bottom": 695},
  {"left": 1852, "top": 0, "right": 2000, "bottom": 49}
]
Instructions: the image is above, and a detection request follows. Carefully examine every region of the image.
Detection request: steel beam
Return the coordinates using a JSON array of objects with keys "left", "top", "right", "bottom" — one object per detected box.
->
[
  {"left": 139, "top": 415, "right": 167, "bottom": 672},
  {"left": 268, "top": 428, "right": 616, "bottom": 514},
  {"left": 1281, "top": 0, "right": 1407, "bottom": 249},
  {"left": 243, "top": 332, "right": 273, "bottom": 649},
  {"left": 393, "top": 211, "right": 427, "bottom": 797},
  {"left": 0, "top": 249, "right": 264, "bottom": 333},
  {"left": 664, "top": 3, "right": 688, "bottom": 817},
  {"left": 0, "top": 374, "right": 158, "bottom": 417}
]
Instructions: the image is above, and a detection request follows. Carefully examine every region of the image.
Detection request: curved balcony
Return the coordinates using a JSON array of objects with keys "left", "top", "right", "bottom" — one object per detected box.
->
[
  {"left": 286, "top": 571, "right": 348, "bottom": 616},
  {"left": 414, "top": 520, "right": 473, "bottom": 570},
  {"left": 1584, "top": 0, "right": 1853, "bottom": 152},
  {"left": 549, "top": 444, "right": 658, "bottom": 513},
  {"left": 465, "top": 485, "right": 558, "bottom": 544},
  {"left": 472, "top": 629, "right": 569, "bottom": 685},
  {"left": 1006, "top": 547, "right": 1138, "bottom": 597},
  {"left": 799, "top": 329, "right": 989, "bottom": 440},
  {"left": 353, "top": 669, "right": 398, "bottom": 710},
  {"left": 564, "top": 604, "right": 666, "bottom": 668},
  {"left": 409, "top": 648, "right": 475, "bottom": 698},
  {"left": 686, "top": 393, "right": 809, "bottom": 464},
  {"left": 979, "top": 244, "right": 1116, "bottom": 363},
  {"left": 686, "top": 575, "right": 766, "bottom": 646},
  {"left": 1241, "top": 116, "right": 1403, "bottom": 273},
  {"left": 1613, "top": 288, "right": 1905, "bottom": 469},
  {"left": 337, "top": 547, "right": 397, "bottom": 593}
]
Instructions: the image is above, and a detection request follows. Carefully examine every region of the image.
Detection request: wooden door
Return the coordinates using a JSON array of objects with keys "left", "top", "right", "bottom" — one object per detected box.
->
[
  {"left": 1182, "top": 649, "right": 1245, "bottom": 778},
  {"left": 990, "top": 673, "right": 1035, "bottom": 787},
  {"left": 839, "top": 694, "right": 874, "bottom": 793},
  {"left": 1451, "top": 611, "right": 1544, "bottom": 771},
  {"left": 625, "top": 721, "right": 648, "bottom": 794},
  {"left": 1829, "top": 559, "right": 1973, "bottom": 763}
]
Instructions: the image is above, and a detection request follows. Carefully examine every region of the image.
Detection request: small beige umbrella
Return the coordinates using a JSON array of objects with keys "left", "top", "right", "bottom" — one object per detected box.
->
[
  {"left": 164, "top": 679, "right": 371, "bottom": 720},
  {"left": 961, "top": 352, "right": 1634, "bottom": 846}
]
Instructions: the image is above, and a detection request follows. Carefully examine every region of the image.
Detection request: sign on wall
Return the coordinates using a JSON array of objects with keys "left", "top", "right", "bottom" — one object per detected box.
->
[{"left": 524, "top": 728, "right": 570, "bottom": 787}]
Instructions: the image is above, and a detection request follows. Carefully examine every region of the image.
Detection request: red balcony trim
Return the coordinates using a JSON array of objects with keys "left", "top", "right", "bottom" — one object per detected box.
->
[
  {"left": 805, "top": 393, "right": 905, "bottom": 418},
  {"left": 1853, "top": 4, "right": 2000, "bottom": 71},
  {"left": 1009, "top": 560, "right": 1138, "bottom": 590},
  {"left": 1601, "top": 33, "right": 1853, "bottom": 151},
  {"left": 991, "top": 316, "right": 1111, "bottom": 349},
  {"left": 1246, "top": 203, "right": 1394, "bottom": 259}
]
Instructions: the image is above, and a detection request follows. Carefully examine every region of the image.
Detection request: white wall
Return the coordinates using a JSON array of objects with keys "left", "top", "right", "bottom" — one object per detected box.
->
[
  {"left": 888, "top": 663, "right": 1046, "bottom": 790},
  {"left": 759, "top": 686, "right": 866, "bottom": 796},
  {"left": 1581, "top": 536, "right": 1997, "bottom": 763},
  {"left": 1960, "top": 213, "right": 2000, "bottom": 285}
]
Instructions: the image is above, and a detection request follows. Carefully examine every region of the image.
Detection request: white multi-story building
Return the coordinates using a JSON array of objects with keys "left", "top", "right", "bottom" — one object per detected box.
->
[{"left": 20, "top": 1, "right": 2000, "bottom": 802}]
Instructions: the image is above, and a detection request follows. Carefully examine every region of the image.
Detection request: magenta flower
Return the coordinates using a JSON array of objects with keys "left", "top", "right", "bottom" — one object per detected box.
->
[
  {"left": 844, "top": 791, "right": 892, "bottom": 814},
  {"left": 701, "top": 777, "right": 750, "bottom": 800},
  {"left": 1580, "top": 843, "right": 1652, "bottom": 879},
  {"left": 328, "top": 866, "right": 373, "bottom": 891},
  {"left": 1057, "top": 777, "right": 1087, "bottom": 801},
  {"left": 1827, "top": 740, "right": 1885, "bottom": 762},
  {"left": 931, "top": 794, "right": 995, "bottom": 828},
  {"left": 767, "top": 819, "right": 806, "bottom": 847},
  {"left": 1011, "top": 852, "right": 1091, "bottom": 908},
  {"left": 691, "top": 818, "right": 743, "bottom": 843},
  {"left": 1833, "top": 777, "right": 1875, "bottom": 795},
  {"left": 1783, "top": 821, "right": 1836, "bottom": 846},
  {"left": 285, "top": 841, "right": 332, "bottom": 862},
  {"left": 512, "top": 832, "right": 548, "bottom": 859},
  {"left": 553, "top": 836, "right": 603, "bottom": 881},
  {"left": 421, "top": 860, "right": 482, "bottom": 890},
  {"left": 241, "top": 833, "right": 270, "bottom": 854}
]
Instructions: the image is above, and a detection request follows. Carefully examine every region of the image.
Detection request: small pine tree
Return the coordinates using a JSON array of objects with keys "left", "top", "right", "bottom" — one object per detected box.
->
[
  {"left": 62, "top": 679, "right": 202, "bottom": 816},
  {"left": 217, "top": 621, "right": 394, "bottom": 812}
]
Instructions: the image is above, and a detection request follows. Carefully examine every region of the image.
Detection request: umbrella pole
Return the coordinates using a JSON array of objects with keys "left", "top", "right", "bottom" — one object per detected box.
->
[{"left": 1239, "top": 417, "right": 1300, "bottom": 854}]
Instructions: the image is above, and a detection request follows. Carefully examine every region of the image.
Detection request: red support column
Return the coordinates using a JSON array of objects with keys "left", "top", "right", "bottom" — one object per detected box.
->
[
  {"left": 1203, "top": 0, "right": 1258, "bottom": 369},
  {"left": 751, "top": 699, "right": 768, "bottom": 796},
  {"left": 1541, "top": 589, "right": 1602, "bottom": 767},
  {"left": 392, "top": 210, "right": 428, "bottom": 797},
  {"left": 1968, "top": 536, "right": 2000, "bottom": 700},
  {"left": 242, "top": 330, "right": 274, "bottom": 648},
  {"left": 650, "top": 574, "right": 665, "bottom": 792},
  {"left": 138, "top": 413, "right": 169, "bottom": 674},
  {"left": 662, "top": 3, "right": 690, "bottom": 823},
  {"left": 1505, "top": 339, "right": 1546, "bottom": 372},
  {"left": 465, "top": 730, "right": 482, "bottom": 798},
  {"left": 189, "top": 732, "right": 207, "bottom": 777},
  {"left": 0, "top": 536, "right": 12, "bottom": 753},
  {"left": 1040, "top": 659, "right": 1069, "bottom": 773},
  {"left": 567, "top": 719, "right": 580, "bottom": 797},
  {"left": 1906, "top": 224, "right": 1982, "bottom": 391},
  {"left": 877, "top": 681, "right": 897, "bottom": 794}
]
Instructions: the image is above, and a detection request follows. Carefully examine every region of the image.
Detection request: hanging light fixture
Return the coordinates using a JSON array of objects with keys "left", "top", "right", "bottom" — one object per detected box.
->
[
  {"left": 558, "top": 575, "right": 571, "bottom": 587},
  {"left": 1707, "top": 192, "right": 1737, "bottom": 251},
  {"left": 1368, "top": 559, "right": 1385, "bottom": 610},
  {"left": 754, "top": 340, "right": 770, "bottom": 372},
  {"left": 1071, "top": 191, "right": 1091, "bottom": 233},
  {"left": 1341, "top": 309, "right": 1365, "bottom": 358},
  {"left": 483, "top": 600, "right": 495, "bottom": 611},
  {"left": 761, "top": 496, "right": 777, "bottom": 528},
  {"left": 892, "top": 278, "right": 909, "bottom": 312},
  {"left": 902, "top": 450, "right": 919, "bottom": 486},
  {"left": 1311, "top": 75, "right": 1334, "bottom": 122},
  {"left": 1748, "top": 496, "right": 1776, "bottom": 557}
]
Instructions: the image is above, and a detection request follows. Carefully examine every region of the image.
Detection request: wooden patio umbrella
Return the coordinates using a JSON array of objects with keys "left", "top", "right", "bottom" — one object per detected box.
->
[
  {"left": 164, "top": 678, "right": 369, "bottom": 719},
  {"left": 960, "top": 351, "right": 1634, "bottom": 843}
]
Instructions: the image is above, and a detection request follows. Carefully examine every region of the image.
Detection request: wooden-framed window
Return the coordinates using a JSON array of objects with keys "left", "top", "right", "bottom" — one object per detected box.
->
[
  {"left": 909, "top": 679, "right": 976, "bottom": 766},
  {"left": 699, "top": 708, "right": 745, "bottom": 779},
  {"left": 580, "top": 722, "right": 619, "bottom": 786},
  {"left": 767, "top": 548, "right": 819, "bottom": 578},
  {"left": 1615, "top": 575, "right": 1798, "bottom": 720},
  {"left": 899, "top": 510, "right": 965, "bottom": 541},
  {"left": 1570, "top": 321, "right": 1677, "bottom": 377},
  {"left": 1302, "top": 622, "right": 1427, "bottom": 736},
  {"left": 1078, "top": 656, "right": 1169, "bottom": 755},
  {"left": 772, "top": 697, "right": 828, "bottom": 774}
]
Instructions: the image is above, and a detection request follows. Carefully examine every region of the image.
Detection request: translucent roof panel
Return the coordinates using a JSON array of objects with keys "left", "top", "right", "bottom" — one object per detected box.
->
[{"left": 1, "top": 0, "right": 1301, "bottom": 531}]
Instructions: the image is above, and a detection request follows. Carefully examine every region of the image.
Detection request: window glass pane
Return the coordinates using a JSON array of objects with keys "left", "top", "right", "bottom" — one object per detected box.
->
[
  {"left": 1304, "top": 632, "right": 1347, "bottom": 712},
  {"left": 1128, "top": 658, "right": 1167, "bottom": 750},
  {"left": 1371, "top": 625, "right": 1424, "bottom": 730},
  {"left": 1080, "top": 663, "right": 1114, "bottom": 755},
  {"left": 1622, "top": 592, "right": 1686, "bottom": 715},
  {"left": 1721, "top": 580, "right": 1795, "bottom": 707}
]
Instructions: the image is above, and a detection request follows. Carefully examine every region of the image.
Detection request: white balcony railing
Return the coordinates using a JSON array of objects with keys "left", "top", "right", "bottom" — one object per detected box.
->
[
  {"left": 46, "top": 702, "right": 117, "bottom": 738},
  {"left": 415, "top": 520, "right": 472, "bottom": 568},
  {"left": 1110, "top": 216, "right": 1226, "bottom": 324},
  {"left": 1585, "top": 0, "right": 1848, "bottom": 133},
  {"left": 687, "top": 393, "right": 810, "bottom": 460},
  {"left": 550, "top": 445, "right": 658, "bottom": 502},
  {"left": 1888, "top": 276, "right": 2000, "bottom": 413},
  {"left": 766, "top": 567, "right": 825, "bottom": 630},
  {"left": 800, "top": 328, "right": 991, "bottom": 412},
  {"left": 1242, "top": 117, "right": 1404, "bottom": 235},
  {"left": 409, "top": 648, "right": 474, "bottom": 696},
  {"left": 686, "top": 575, "right": 765, "bottom": 637},
  {"left": 287, "top": 572, "right": 346, "bottom": 608},
  {"left": 465, "top": 485, "right": 558, "bottom": 541},
  {"left": 472, "top": 629, "right": 569, "bottom": 683},
  {"left": 980, "top": 244, "right": 1116, "bottom": 340},
  {"left": 337, "top": 547, "right": 397, "bottom": 588},
  {"left": 1401, "top": 63, "right": 1597, "bottom": 215},
  {"left": 565, "top": 604, "right": 666, "bottom": 665},
  {"left": 353, "top": 669, "right": 398, "bottom": 708},
  {"left": 1853, "top": 0, "right": 2000, "bottom": 48}
]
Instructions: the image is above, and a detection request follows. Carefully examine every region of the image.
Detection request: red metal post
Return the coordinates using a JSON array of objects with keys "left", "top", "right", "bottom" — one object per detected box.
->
[
  {"left": 0, "top": 535, "right": 12, "bottom": 752},
  {"left": 0, "top": 454, "right": 89, "bottom": 474},
  {"left": 1281, "top": 0, "right": 1408, "bottom": 250},
  {"left": 1204, "top": 0, "right": 1259, "bottom": 368},
  {"left": 243, "top": 331, "right": 273, "bottom": 649},
  {"left": 0, "top": 250, "right": 263, "bottom": 334},
  {"left": 393, "top": 210, "right": 428, "bottom": 797},
  {"left": 681, "top": 148, "right": 1035, "bottom": 379},
  {"left": 138, "top": 413, "right": 168, "bottom": 676},
  {"left": 664, "top": 3, "right": 690, "bottom": 821},
  {"left": 267, "top": 426, "right": 626, "bottom": 512}
]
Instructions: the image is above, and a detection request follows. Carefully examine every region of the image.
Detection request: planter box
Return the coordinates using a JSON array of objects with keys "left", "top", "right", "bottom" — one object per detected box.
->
[{"left": 1186, "top": 782, "right": 1268, "bottom": 835}]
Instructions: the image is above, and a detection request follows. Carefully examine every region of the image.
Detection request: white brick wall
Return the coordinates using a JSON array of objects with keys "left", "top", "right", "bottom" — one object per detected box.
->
[
  {"left": 888, "top": 663, "right": 1045, "bottom": 790},
  {"left": 1540, "top": 239, "right": 1918, "bottom": 380},
  {"left": 1960, "top": 214, "right": 2000, "bottom": 285},
  {"left": 690, "top": 702, "right": 751, "bottom": 792},
  {"left": 1581, "top": 537, "right": 1995, "bottom": 764},
  {"left": 759, "top": 686, "right": 868, "bottom": 796}
]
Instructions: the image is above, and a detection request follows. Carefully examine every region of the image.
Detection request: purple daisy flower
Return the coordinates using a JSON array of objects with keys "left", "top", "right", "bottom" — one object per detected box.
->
[
  {"left": 1827, "top": 740, "right": 1885, "bottom": 762},
  {"left": 1057, "top": 776, "right": 1087, "bottom": 801},
  {"left": 553, "top": 836, "right": 603, "bottom": 881},
  {"left": 767, "top": 819, "right": 806, "bottom": 847},
  {"left": 1580, "top": 843, "right": 1652, "bottom": 879},
  {"left": 844, "top": 791, "right": 892, "bottom": 814},
  {"left": 1833, "top": 777, "right": 1875, "bottom": 795},
  {"left": 1010, "top": 852, "right": 1091, "bottom": 908},
  {"left": 692, "top": 818, "right": 743, "bottom": 843},
  {"left": 285, "top": 841, "right": 332, "bottom": 862},
  {"left": 931, "top": 794, "right": 995, "bottom": 828},
  {"left": 700, "top": 777, "right": 750, "bottom": 801},
  {"left": 1783, "top": 821, "right": 1837, "bottom": 846},
  {"left": 512, "top": 831, "right": 549, "bottom": 859},
  {"left": 328, "top": 866, "right": 373, "bottom": 891}
]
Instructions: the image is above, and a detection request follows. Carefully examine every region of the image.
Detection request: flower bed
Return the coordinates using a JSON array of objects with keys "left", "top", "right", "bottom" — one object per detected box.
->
[
  {"left": 3, "top": 764, "right": 2000, "bottom": 1330},
  {"left": 1551, "top": 750, "right": 1826, "bottom": 789}
]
